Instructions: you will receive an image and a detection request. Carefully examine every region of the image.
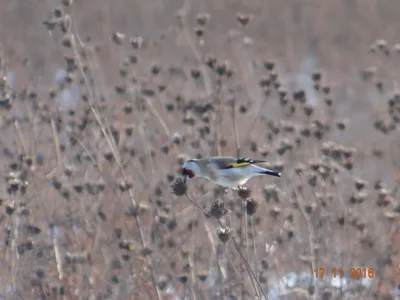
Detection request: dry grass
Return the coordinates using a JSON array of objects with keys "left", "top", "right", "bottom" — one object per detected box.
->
[{"left": 0, "top": 0, "right": 399, "bottom": 299}]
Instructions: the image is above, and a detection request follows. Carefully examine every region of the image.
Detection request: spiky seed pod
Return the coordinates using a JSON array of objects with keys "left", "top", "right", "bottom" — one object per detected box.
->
[
  {"left": 376, "top": 81, "right": 383, "bottom": 92},
  {"left": 210, "top": 199, "right": 229, "bottom": 219},
  {"left": 311, "top": 70, "right": 321, "bottom": 82},
  {"left": 245, "top": 198, "right": 259, "bottom": 216},
  {"left": 264, "top": 61, "right": 275, "bottom": 70},
  {"left": 197, "top": 272, "right": 208, "bottom": 282},
  {"left": 217, "top": 227, "right": 232, "bottom": 243},
  {"left": 178, "top": 274, "right": 188, "bottom": 284},
  {"left": 119, "top": 240, "right": 136, "bottom": 251},
  {"left": 171, "top": 178, "right": 187, "bottom": 196},
  {"left": 269, "top": 207, "right": 281, "bottom": 219},
  {"left": 259, "top": 76, "right": 271, "bottom": 88},
  {"left": 191, "top": 68, "right": 201, "bottom": 79},
  {"left": 236, "top": 13, "right": 250, "bottom": 26},
  {"left": 196, "top": 13, "right": 210, "bottom": 26},
  {"left": 304, "top": 204, "right": 314, "bottom": 214},
  {"left": 65, "top": 251, "right": 88, "bottom": 264},
  {"left": 150, "top": 64, "right": 161, "bottom": 75},
  {"left": 349, "top": 191, "right": 368, "bottom": 204},
  {"left": 130, "top": 36, "right": 144, "bottom": 49},
  {"left": 324, "top": 98, "right": 333, "bottom": 106},
  {"left": 303, "top": 105, "right": 314, "bottom": 116},
  {"left": 141, "top": 247, "right": 153, "bottom": 256},
  {"left": 112, "top": 32, "right": 125, "bottom": 45},
  {"left": 237, "top": 186, "right": 252, "bottom": 199},
  {"left": 355, "top": 179, "right": 368, "bottom": 191},
  {"left": 194, "top": 27, "right": 204, "bottom": 38},
  {"left": 205, "top": 53, "right": 217, "bottom": 69}
]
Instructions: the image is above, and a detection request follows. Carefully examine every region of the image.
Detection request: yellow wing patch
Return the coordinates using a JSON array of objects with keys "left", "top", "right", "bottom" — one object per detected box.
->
[{"left": 229, "top": 162, "right": 251, "bottom": 168}]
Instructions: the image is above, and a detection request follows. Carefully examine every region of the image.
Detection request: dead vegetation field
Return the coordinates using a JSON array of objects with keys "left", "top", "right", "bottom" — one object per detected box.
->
[{"left": 0, "top": 0, "right": 399, "bottom": 299}]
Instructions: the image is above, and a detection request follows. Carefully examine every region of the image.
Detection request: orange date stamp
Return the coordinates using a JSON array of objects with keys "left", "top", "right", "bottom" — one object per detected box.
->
[{"left": 314, "top": 268, "right": 375, "bottom": 279}]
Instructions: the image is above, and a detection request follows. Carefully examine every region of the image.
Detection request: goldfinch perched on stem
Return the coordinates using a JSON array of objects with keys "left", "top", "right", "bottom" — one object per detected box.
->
[{"left": 182, "top": 156, "right": 281, "bottom": 189}]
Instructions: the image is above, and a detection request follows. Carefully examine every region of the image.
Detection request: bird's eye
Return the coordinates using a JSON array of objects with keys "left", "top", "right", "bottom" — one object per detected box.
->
[{"left": 182, "top": 168, "right": 195, "bottom": 178}]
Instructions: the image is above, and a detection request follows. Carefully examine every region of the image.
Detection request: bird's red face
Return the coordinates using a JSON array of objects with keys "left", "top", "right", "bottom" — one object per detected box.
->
[
  {"left": 182, "top": 168, "right": 196, "bottom": 179},
  {"left": 182, "top": 160, "right": 198, "bottom": 184}
]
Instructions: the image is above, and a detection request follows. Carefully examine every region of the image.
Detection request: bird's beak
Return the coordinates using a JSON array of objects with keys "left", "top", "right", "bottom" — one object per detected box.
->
[{"left": 183, "top": 175, "right": 188, "bottom": 184}]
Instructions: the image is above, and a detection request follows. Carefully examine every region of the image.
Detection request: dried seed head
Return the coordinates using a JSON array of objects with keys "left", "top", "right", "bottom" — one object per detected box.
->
[
  {"left": 65, "top": 251, "right": 88, "bottom": 264},
  {"left": 324, "top": 97, "right": 333, "bottom": 106},
  {"left": 337, "top": 216, "right": 345, "bottom": 226},
  {"left": 237, "top": 186, "right": 252, "bottom": 199},
  {"left": 376, "top": 80, "right": 383, "bottom": 92},
  {"left": 119, "top": 180, "right": 133, "bottom": 192},
  {"left": 259, "top": 76, "right": 271, "bottom": 88},
  {"left": 61, "top": 37, "right": 72, "bottom": 48},
  {"left": 119, "top": 240, "right": 136, "bottom": 251},
  {"left": 375, "top": 39, "right": 388, "bottom": 50},
  {"left": 130, "top": 36, "right": 144, "bottom": 49},
  {"left": 236, "top": 13, "right": 251, "bottom": 26},
  {"left": 194, "top": 27, "right": 204, "bottom": 38},
  {"left": 245, "top": 198, "right": 259, "bottom": 216},
  {"left": 269, "top": 207, "right": 281, "bottom": 219},
  {"left": 205, "top": 53, "right": 217, "bottom": 69},
  {"left": 217, "top": 227, "right": 232, "bottom": 243},
  {"left": 303, "top": 204, "right": 314, "bottom": 214},
  {"left": 178, "top": 274, "right": 188, "bottom": 284},
  {"left": 354, "top": 179, "right": 368, "bottom": 191},
  {"left": 171, "top": 178, "right": 187, "bottom": 196},
  {"left": 141, "top": 247, "right": 153, "bottom": 256},
  {"left": 150, "top": 63, "right": 161, "bottom": 75},
  {"left": 303, "top": 104, "right": 314, "bottom": 116},
  {"left": 210, "top": 199, "right": 229, "bottom": 219},
  {"left": 311, "top": 70, "right": 322, "bottom": 82},
  {"left": 349, "top": 191, "right": 368, "bottom": 204},
  {"left": 197, "top": 272, "right": 208, "bottom": 282},
  {"left": 112, "top": 32, "right": 125, "bottom": 45},
  {"left": 196, "top": 13, "right": 210, "bottom": 26},
  {"left": 190, "top": 68, "right": 201, "bottom": 79},
  {"left": 263, "top": 185, "right": 280, "bottom": 202},
  {"left": 293, "top": 89, "right": 306, "bottom": 102},
  {"left": 5, "top": 202, "right": 16, "bottom": 215},
  {"left": 264, "top": 60, "right": 275, "bottom": 71}
]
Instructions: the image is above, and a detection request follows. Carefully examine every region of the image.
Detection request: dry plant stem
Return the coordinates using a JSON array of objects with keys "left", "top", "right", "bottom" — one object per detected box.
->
[
  {"left": 142, "top": 95, "right": 171, "bottom": 138},
  {"left": 229, "top": 38, "right": 265, "bottom": 148},
  {"left": 51, "top": 226, "right": 64, "bottom": 280},
  {"left": 183, "top": 192, "right": 228, "bottom": 282},
  {"left": 202, "top": 221, "right": 228, "bottom": 281},
  {"left": 243, "top": 208, "right": 253, "bottom": 293},
  {"left": 70, "top": 27, "right": 162, "bottom": 300},
  {"left": 184, "top": 192, "right": 264, "bottom": 298},
  {"left": 224, "top": 247, "right": 255, "bottom": 298},
  {"left": 13, "top": 119, "right": 28, "bottom": 154},
  {"left": 10, "top": 215, "right": 20, "bottom": 294},
  {"left": 213, "top": 81, "right": 222, "bottom": 156},
  {"left": 231, "top": 100, "right": 240, "bottom": 157},
  {"left": 293, "top": 188, "right": 320, "bottom": 299},
  {"left": 179, "top": 0, "right": 213, "bottom": 97},
  {"left": 189, "top": 205, "right": 200, "bottom": 300},
  {"left": 138, "top": 122, "right": 156, "bottom": 187},
  {"left": 50, "top": 118, "right": 62, "bottom": 165},
  {"left": 250, "top": 217, "right": 260, "bottom": 296},
  {"left": 231, "top": 237, "right": 266, "bottom": 300}
]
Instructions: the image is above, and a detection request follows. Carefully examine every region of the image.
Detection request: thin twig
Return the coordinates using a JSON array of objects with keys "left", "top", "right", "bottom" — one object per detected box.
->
[{"left": 50, "top": 118, "right": 61, "bottom": 166}]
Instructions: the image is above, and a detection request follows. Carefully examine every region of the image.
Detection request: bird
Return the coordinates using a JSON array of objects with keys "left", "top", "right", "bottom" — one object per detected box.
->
[{"left": 182, "top": 156, "right": 281, "bottom": 189}]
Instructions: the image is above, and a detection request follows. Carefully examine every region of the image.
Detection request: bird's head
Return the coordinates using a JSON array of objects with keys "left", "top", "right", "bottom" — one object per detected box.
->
[{"left": 182, "top": 160, "right": 200, "bottom": 184}]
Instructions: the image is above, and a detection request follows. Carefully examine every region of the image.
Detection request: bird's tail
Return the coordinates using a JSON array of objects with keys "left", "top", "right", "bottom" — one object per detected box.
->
[{"left": 260, "top": 169, "right": 281, "bottom": 177}]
